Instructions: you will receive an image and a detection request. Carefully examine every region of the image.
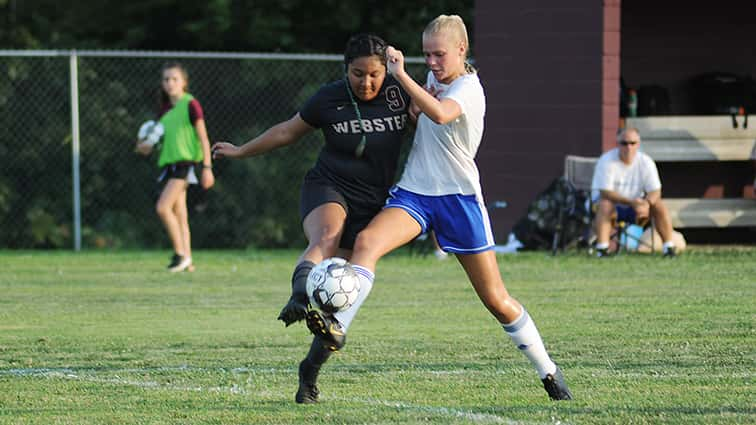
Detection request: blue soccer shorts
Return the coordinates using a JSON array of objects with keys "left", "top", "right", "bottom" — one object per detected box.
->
[
  {"left": 616, "top": 205, "right": 637, "bottom": 223},
  {"left": 385, "top": 186, "right": 494, "bottom": 254}
]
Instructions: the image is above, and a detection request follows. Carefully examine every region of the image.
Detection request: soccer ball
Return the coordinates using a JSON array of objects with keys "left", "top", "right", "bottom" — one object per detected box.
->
[
  {"left": 306, "top": 257, "right": 361, "bottom": 313},
  {"left": 137, "top": 120, "right": 165, "bottom": 146}
]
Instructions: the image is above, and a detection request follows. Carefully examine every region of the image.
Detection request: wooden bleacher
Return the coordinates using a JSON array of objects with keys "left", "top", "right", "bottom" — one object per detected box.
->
[{"left": 627, "top": 116, "right": 756, "bottom": 228}]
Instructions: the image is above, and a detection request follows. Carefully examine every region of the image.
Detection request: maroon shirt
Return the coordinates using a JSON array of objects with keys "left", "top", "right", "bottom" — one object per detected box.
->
[{"left": 158, "top": 98, "right": 204, "bottom": 123}]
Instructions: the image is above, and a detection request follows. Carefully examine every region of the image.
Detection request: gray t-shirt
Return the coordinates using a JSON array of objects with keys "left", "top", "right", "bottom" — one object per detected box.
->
[{"left": 591, "top": 148, "right": 662, "bottom": 200}]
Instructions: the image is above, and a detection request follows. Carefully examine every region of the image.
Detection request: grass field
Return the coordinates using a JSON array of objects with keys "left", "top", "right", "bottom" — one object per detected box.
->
[{"left": 0, "top": 248, "right": 753, "bottom": 424}]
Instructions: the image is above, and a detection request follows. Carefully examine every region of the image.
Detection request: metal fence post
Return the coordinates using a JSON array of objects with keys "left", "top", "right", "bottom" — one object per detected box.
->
[{"left": 69, "top": 50, "right": 81, "bottom": 251}]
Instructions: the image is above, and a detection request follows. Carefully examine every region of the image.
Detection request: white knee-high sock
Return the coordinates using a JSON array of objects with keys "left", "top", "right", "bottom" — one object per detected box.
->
[
  {"left": 503, "top": 308, "right": 557, "bottom": 379},
  {"left": 333, "top": 264, "right": 373, "bottom": 331}
]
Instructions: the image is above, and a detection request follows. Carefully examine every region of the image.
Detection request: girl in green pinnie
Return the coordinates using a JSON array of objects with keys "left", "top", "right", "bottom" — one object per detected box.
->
[{"left": 136, "top": 62, "right": 214, "bottom": 272}]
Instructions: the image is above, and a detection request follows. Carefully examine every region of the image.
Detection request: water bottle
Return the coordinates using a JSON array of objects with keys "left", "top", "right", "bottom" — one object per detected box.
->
[{"left": 628, "top": 89, "right": 638, "bottom": 117}]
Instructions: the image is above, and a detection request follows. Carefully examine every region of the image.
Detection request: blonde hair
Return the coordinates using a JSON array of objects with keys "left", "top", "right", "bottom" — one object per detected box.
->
[{"left": 423, "top": 14, "right": 476, "bottom": 74}]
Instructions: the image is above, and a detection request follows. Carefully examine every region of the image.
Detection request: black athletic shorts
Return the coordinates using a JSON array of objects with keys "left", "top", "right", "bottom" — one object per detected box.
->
[
  {"left": 300, "top": 174, "right": 382, "bottom": 250},
  {"left": 158, "top": 161, "right": 199, "bottom": 184}
]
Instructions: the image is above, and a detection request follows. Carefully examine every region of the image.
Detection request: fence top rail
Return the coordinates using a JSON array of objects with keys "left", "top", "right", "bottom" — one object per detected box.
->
[{"left": 0, "top": 49, "right": 426, "bottom": 63}]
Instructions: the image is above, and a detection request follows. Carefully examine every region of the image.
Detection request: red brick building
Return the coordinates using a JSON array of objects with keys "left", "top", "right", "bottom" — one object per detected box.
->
[{"left": 475, "top": 0, "right": 756, "bottom": 242}]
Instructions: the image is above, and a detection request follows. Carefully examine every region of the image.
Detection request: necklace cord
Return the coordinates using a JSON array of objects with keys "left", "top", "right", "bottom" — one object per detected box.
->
[{"left": 344, "top": 78, "right": 367, "bottom": 157}]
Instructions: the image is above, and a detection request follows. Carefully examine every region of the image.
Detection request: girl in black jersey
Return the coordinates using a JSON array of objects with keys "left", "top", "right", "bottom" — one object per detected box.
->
[{"left": 212, "top": 34, "right": 410, "bottom": 403}]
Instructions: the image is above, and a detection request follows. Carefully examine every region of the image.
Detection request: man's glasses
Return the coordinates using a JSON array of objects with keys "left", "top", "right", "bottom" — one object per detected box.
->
[{"left": 620, "top": 140, "right": 639, "bottom": 146}]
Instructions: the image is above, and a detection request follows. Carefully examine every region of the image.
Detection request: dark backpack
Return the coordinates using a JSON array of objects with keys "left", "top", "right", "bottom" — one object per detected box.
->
[
  {"left": 689, "top": 72, "right": 756, "bottom": 115},
  {"left": 637, "top": 85, "right": 671, "bottom": 116},
  {"left": 512, "top": 177, "right": 592, "bottom": 251}
]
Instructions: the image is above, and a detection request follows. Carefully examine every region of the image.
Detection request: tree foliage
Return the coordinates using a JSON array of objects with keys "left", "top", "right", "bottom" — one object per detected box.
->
[
  {"left": 0, "top": 0, "right": 473, "bottom": 249},
  {"left": 1, "top": 0, "right": 474, "bottom": 55}
]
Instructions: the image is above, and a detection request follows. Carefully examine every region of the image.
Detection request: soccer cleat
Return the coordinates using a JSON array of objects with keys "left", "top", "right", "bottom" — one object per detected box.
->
[
  {"left": 663, "top": 246, "right": 677, "bottom": 258},
  {"left": 277, "top": 296, "right": 309, "bottom": 327},
  {"left": 167, "top": 254, "right": 192, "bottom": 272},
  {"left": 306, "top": 309, "right": 346, "bottom": 351},
  {"left": 295, "top": 359, "right": 320, "bottom": 404},
  {"left": 541, "top": 366, "right": 573, "bottom": 400},
  {"left": 280, "top": 261, "right": 314, "bottom": 326}
]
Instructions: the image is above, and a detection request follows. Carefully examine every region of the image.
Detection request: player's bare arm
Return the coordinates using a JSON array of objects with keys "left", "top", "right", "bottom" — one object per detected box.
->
[
  {"left": 385, "top": 46, "right": 461, "bottom": 124},
  {"left": 212, "top": 113, "right": 314, "bottom": 159},
  {"left": 194, "top": 118, "right": 215, "bottom": 189}
]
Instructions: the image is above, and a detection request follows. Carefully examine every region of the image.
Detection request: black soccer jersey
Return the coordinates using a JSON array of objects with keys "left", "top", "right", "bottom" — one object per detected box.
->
[{"left": 299, "top": 75, "right": 411, "bottom": 210}]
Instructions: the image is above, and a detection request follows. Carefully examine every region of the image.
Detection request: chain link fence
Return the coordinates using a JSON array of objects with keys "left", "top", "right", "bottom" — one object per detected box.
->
[{"left": 0, "top": 50, "right": 425, "bottom": 250}]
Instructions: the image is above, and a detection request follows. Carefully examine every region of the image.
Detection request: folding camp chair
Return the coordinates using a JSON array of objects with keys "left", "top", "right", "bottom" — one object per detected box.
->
[
  {"left": 558, "top": 155, "right": 658, "bottom": 255},
  {"left": 552, "top": 155, "right": 598, "bottom": 255}
]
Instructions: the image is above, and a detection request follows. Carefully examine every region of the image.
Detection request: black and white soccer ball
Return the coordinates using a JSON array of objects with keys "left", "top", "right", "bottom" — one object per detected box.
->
[
  {"left": 137, "top": 120, "right": 165, "bottom": 146},
  {"left": 306, "top": 257, "right": 361, "bottom": 313}
]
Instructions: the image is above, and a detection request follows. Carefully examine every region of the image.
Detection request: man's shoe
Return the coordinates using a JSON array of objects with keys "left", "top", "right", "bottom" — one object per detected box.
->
[
  {"left": 542, "top": 366, "right": 573, "bottom": 400},
  {"left": 295, "top": 359, "right": 320, "bottom": 404},
  {"left": 663, "top": 246, "right": 677, "bottom": 258},
  {"left": 306, "top": 309, "right": 346, "bottom": 352},
  {"left": 277, "top": 296, "right": 309, "bottom": 326},
  {"left": 595, "top": 247, "right": 611, "bottom": 258}
]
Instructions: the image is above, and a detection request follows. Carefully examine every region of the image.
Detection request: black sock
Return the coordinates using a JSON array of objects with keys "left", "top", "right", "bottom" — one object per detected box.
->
[
  {"left": 300, "top": 336, "right": 333, "bottom": 384},
  {"left": 291, "top": 261, "right": 315, "bottom": 303}
]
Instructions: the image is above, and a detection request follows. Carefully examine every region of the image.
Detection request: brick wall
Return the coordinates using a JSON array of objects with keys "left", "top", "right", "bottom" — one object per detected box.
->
[{"left": 475, "top": 0, "right": 606, "bottom": 239}]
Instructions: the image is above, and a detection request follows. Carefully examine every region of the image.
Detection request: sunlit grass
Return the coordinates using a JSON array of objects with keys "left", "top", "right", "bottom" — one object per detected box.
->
[{"left": 0, "top": 248, "right": 753, "bottom": 424}]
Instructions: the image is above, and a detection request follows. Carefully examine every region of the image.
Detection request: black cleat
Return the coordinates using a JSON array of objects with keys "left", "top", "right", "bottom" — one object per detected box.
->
[
  {"left": 306, "top": 309, "right": 346, "bottom": 352},
  {"left": 595, "top": 247, "right": 611, "bottom": 258},
  {"left": 277, "top": 296, "right": 309, "bottom": 327},
  {"left": 295, "top": 359, "right": 320, "bottom": 404},
  {"left": 542, "top": 366, "right": 573, "bottom": 400},
  {"left": 663, "top": 246, "right": 677, "bottom": 258}
]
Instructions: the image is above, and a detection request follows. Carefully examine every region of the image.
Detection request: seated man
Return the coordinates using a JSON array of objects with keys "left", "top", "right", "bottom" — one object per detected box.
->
[{"left": 591, "top": 127, "right": 677, "bottom": 257}]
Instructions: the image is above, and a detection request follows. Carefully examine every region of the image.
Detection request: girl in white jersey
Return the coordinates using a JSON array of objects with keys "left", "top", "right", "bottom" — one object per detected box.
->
[{"left": 304, "top": 15, "right": 573, "bottom": 402}]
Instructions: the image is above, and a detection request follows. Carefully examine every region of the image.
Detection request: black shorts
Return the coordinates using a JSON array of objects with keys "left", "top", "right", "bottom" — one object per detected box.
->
[
  {"left": 300, "top": 175, "right": 382, "bottom": 250},
  {"left": 158, "top": 161, "right": 199, "bottom": 184}
]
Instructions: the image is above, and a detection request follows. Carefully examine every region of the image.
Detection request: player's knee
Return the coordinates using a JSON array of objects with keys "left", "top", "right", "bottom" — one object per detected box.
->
[
  {"left": 155, "top": 202, "right": 170, "bottom": 218},
  {"left": 353, "top": 228, "right": 380, "bottom": 257},
  {"left": 485, "top": 294, "right": 520, "bottom": 322},
  {"left": 315, "top": 233, "right": 341, "bottom": 255}
]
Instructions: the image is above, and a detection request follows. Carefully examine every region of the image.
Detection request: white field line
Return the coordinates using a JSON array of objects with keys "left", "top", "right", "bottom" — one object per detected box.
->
[
  {"left": 34, "top": 370, "right": 249, "bottom": 395},
  {"left": 1, "top": 366, "right": 565, "bottom": 425},
  {"left": 68, "top": 373, "right": 248, "bottom": 394},
  {"left": 2, "top": 365, "right": 752, "bottom": 380},
  {"left": 0, "top": 365, "right": 294, "bottom": 376}
]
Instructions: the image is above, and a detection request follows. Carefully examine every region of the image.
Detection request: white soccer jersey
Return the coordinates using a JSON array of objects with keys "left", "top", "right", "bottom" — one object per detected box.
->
[
  {"left": 397, "top": 71, "right": 486, "bottom": 196},
  {"left": 591, "top": 148, "right": 662, "bottom": 200}
]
